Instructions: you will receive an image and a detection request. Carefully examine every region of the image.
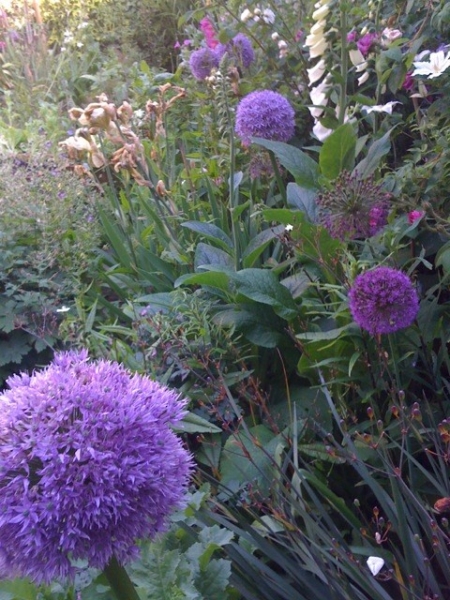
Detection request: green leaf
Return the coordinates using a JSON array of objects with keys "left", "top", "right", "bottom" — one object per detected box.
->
[
  {"left": 182, "top": 221, "right": 233, "bottom": 250},
  {"left": 195, "top": 559, "right": 231, "bottom": 600},
  {"left": 319, "top": 123, "right": 356, "bottom": 179},
  {"left": 353, "top": 128, "right": 395, "bottom": 179},
  {"left": 175, "top": 270, "right": 231, "bottom": 292},
  {"left": 213, "top": 307, "right": 284, "bottom": 348},
  {"left": 231, "top": 269, "right": 299, "bottom": 320},
  {"left": 296, "top": 325, "right": 351, "bottom": 342},
  {"left": 286, "top": 183, "right": 318, "bottom": 222},
  {"left": 194, "top": 243, "right": 234, "bottom": 271},
  {"left": 175, "top": 412, "right": 222, "bottom": 434},
  {"left": 0, "top": 332, "right": 31, "bottom": 367},
  {"left": 435, "top": 240, "right": 450, "bottom": 274},
  {"left": 251, "top": 138, "right": 319, "bottom": 189},
  {"left": 242, "top": 225, "right": 284, "bottom": 268},
  {"left": 0, "top": 580, "right": 38, "bottom": 600}
]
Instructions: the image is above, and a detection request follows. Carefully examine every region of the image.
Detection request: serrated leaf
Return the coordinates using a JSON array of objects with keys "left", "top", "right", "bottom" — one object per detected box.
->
[
  {"left": 195, "top": 558, "right": 232, "bottom": 600},
  {"left": 0, "top": 332, "right": 31, "bottom": 367}
]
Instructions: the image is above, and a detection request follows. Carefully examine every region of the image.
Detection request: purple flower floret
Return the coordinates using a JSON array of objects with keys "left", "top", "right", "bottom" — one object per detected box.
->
[
  {"left": 235, "top": 90, "right": 295, "bottom": 144},
  {"left": 215, "top": 33, "right": 255, "bottom": 68},
  {"left": 0, "top": 350, "right": 193, "bottom": 583},
  {"left": 349, "top": 267, "right": 419, "bottom": 335},
  {"left": 189, "top": 47, "right": 219, "bottom": 79}
]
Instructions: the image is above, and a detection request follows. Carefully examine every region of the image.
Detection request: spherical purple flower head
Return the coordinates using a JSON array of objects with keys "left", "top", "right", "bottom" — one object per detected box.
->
[
  {"left": 235, "top": 90, "right": 295, "bottom": 145},
  {"left": 349, "top": 267, "right": 419, "bottom": 335},
  {"left": 189, "top": 47, "right": 219, "bottom": 80},
  {"left": 215, "top": 33, "right": 255, "bottom": 69},
  {"left": 317, "top": 171, "right": 390, "bottom": 241},
  {"left": 0, "top": 350, "right": 193, "bottom": 584}
]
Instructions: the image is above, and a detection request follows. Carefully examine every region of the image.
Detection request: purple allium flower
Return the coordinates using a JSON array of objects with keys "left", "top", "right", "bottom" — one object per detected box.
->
[
  {"left": 357, "top": 32, "right": 377, "bottom": 56},
  {"left": 349, "top": 267, "right": 419, "bottom": 334},
  {"left": 215, "top": 33, "right": 255, "bottom": 68},
  {"left": 235, "top": 90, "right": 295, "bottom": 145},
  {"left": 0, "top": 350, "right": 193, "bottom": 584},
  {"left": 317, "top": 171, "right": 390, "bottom": 240},
  {"left": 189, "top": 47, "right": 218, "bottom": 80}
]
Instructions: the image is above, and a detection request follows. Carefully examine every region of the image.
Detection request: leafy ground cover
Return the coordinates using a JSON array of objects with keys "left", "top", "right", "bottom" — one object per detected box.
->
[{"left": 1, "top": 0, "right": 450, "bottom": 598}]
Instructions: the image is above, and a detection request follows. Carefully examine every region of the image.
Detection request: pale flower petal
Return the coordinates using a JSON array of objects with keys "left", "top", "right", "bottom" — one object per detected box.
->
[
  {"left": 361, "top": 101, "right": 401, "bottom": 114},
  {"left": 367, "top": 556, "right": 385, "bottom": 576},
  {"left": 307, "top": 59, "right": 327, "bottom": 85}
]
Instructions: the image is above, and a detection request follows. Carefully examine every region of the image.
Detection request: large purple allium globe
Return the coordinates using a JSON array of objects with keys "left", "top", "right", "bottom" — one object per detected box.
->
[
  {"left": 215, "top": 33, "right": 255, "bottom": 68},
  {"left": 349, "top": 267, "right": 419, "bottom": 335},
  {"left": 235, "top": 90, "right": 295, "bottom": 145},
  {"left": 0, "top": 350, "right": 193, "bottom": 583},
  {"left": 189, "top": 47, "right": 218, "bottom": 80}
]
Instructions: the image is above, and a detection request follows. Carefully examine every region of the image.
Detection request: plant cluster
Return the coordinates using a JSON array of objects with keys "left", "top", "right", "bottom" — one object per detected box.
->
[{"left": 2, "top": 0, "right": 450, "bottom": 598}]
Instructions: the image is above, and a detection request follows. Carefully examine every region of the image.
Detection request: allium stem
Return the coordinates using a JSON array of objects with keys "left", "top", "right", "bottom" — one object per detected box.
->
[
  {"left": 103, "top": 555, "right": 141, "bottom": 600},
  {"left": 338, "top": 1, "right": 349, "bottom": 125}
]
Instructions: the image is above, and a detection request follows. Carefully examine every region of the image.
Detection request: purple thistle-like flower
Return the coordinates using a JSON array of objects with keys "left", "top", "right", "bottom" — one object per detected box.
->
[
  {"left": 317, "top": 171, "right": 390, "bottom": 240},
  {"left": 189, "top": 47, "right": 219, "bottom": 80},
  {"left": 215, "top": 33, "right": 255, "bottom": 68},
  {"left": 235, "top": 90, "right": 295, "bottom": 145},
  {"left": 0, "top": 350, "right": 193, "bottom": 584},
  {"left": 349, "top": 267, "right": 419, "bottom": 334}
]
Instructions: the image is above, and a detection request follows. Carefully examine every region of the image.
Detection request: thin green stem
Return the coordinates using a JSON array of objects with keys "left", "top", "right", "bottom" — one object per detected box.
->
[
  {"left": 338, "top": 1, "right": 349, "bottom": 125},
  {"left": 103, "top": 555, "right": 141, "bottom": 600}
]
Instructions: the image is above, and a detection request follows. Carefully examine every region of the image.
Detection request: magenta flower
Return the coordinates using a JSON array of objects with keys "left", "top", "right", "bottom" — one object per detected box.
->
[
  {"left": 235, "top": 90, "right": 295, "bottom": 144},
  {"left": 408, "top": 210, "right": 425, "bottom": 224},
  {"left": 357, "top": 32, "right": 377, "bottom": 56},
  {"left": 347, "top": 30, "right": 358, "bottom": 43},
  {"left": 200, "top": 17, "right": 219, "bottom": 49},
  {"left": 215, "top": 33, "right": 255, "bottom": 68},
  {"left": 349, "top": 267, "right": 419, "bottom": 334},
  {"left": 0, "top": 350, "right": 193, "bottom": 583},
  {"left": 189, "top": 47, "right": 219, "bottom": 80}
]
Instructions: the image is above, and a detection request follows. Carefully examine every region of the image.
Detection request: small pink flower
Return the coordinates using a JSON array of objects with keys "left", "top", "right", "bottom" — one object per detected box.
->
[
  {"left": 347, "top": 30, "right": 358, "bottom": 43},
  {"left": 408, "top": 210, "right": 424, "bottom": 224},
  {"left": 403, "top": 71, "right": 414, "bottom": 91},
  {"left": 357, "top": 32, "right": 377, "bottom": 57},
  {"left": 173, "top": 40, "right": 181, "bottom": 49}
]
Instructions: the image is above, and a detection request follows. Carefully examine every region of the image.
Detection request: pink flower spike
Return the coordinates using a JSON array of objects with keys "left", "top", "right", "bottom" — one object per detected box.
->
[{"left": 408, "top": 210, "right": 425, "bottom": 224}]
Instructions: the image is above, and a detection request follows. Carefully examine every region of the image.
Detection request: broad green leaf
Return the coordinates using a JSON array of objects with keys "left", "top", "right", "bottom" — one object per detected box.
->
[
  {"left": 0, "top": 580, "right": 37, "bottom": 600},
  {"left": 231, "top": 269, "right": 299, "bottom": 320},
  {"left": 0, "top": 332, "right": 31, "bottom": 367},
  {"left": 175, "top": 270, "right": 231, "bottom": 291},
  {"left": 251, "top": 138, "right": 320, "bottom": 189},
  {"left": 296, "top": 325, "right": 350, "bottom": 342},
  {"left": 194, "top": 243, "right": 234, "bottom": 271},
  {"left": 353, "top": 128, "right": 394, "bottom": 179},
  {"left": 213, "top": 307, "right": 284, "bottom": 348},
  {"left": 242, "top": 225, "right": 284, "bottom": 268},
  {"left": 286, "top": 183, "right": 318, "bottom": 222},
  {"left": 435, "top": 240, "right": 450, "bottom": 274},
  {"left": 319, "top": 123, "right": 356, "bottom": 179},
  {"left": 182, "top": 221, "right": 233, "bottom": 250},
  {"left": 195, "top": 558, "right": 231, "bottom": 600}
]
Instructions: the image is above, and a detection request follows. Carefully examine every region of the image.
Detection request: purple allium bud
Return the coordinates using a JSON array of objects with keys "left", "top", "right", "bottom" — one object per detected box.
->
[
  {"left": 215, "top": 33, "right": 255, "bottom": 68},
  {"left": 349, "top": 267, "right": 419, "bottom": 334},
  {"left": 189, "top": 47, "right": 219, "bottom": 80},
  {"left": 357, "top": 32, "right": 377, "bottom": 57},
  {"left": 0, "top": 350, "right": 193, "bottom": 583},
  {"left": 317, "top": 171, "right": 390, "bottom": 240},
  {"left": 235, "top": 90, "right": 295, "bottom": 145}
]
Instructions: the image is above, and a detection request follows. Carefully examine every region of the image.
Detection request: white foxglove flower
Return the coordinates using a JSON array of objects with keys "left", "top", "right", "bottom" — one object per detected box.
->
[
  {"left": 312, "top": 120, "right": 333, "bottom": 141},
  {"left": 309, "top": 37, "right": 328, "bottom": 58},
  {"left": 357, "top": 71, "right": 370, "bottom": 86},
  {"left": 413, "top": 50, "right": 450, "bottom": 79},
  {"left": 349, "top": 49, "right": 365, "bottom": 67},
  {"left": 367, "top": 556, "right": 385, "bottom": 576},
  {"left": 307, "top": 58, "right": 326, "bottom": 85},
  {"left": 312, "top": 4, "right": 329, "bottom": 20}
]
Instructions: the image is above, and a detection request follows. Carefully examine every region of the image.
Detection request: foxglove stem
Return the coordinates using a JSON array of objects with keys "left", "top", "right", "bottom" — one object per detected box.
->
[
  {"left": 338, "top": 1, "right": 349, "bottom": 125},
  {"left": 103, "top": 555, "right": 141, "bottom": 600}
]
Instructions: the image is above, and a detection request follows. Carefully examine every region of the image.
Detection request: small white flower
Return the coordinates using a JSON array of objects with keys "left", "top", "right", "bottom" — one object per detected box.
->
[
  {"left": 381, "top": 27, "right": 402, "bottom": 42},
  {"left": 367, "top": 556, "right": 385, "bottom": 576},
  {"left": 413, "top": 50, "right": 450, "bottom": 79},
  {"left": 278, "top": 40, "right": 288, "bottom": 49},
  {"left": 361, "top": 101, "right": 401, "bottom": 114},
  {"left": 76, "top": 42, "right": 84, "bottom": 48},
  {"left": 253, "top": 7, "right": 261, "bottom": 15},
  {"left": 262, "top": 8, "right": 276, "bottom": 24},
  {"left": 240, "top": 8, "right": 253, "bottom": 22},
  {"left": 56, "top": 306, "right": 71, "bottom": 313},
  {"left": 285, "top": 224, "right": 294, "bottom": 231},
  {"left": 271, "top": 32, "right": 280, "bottom": 41}
]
